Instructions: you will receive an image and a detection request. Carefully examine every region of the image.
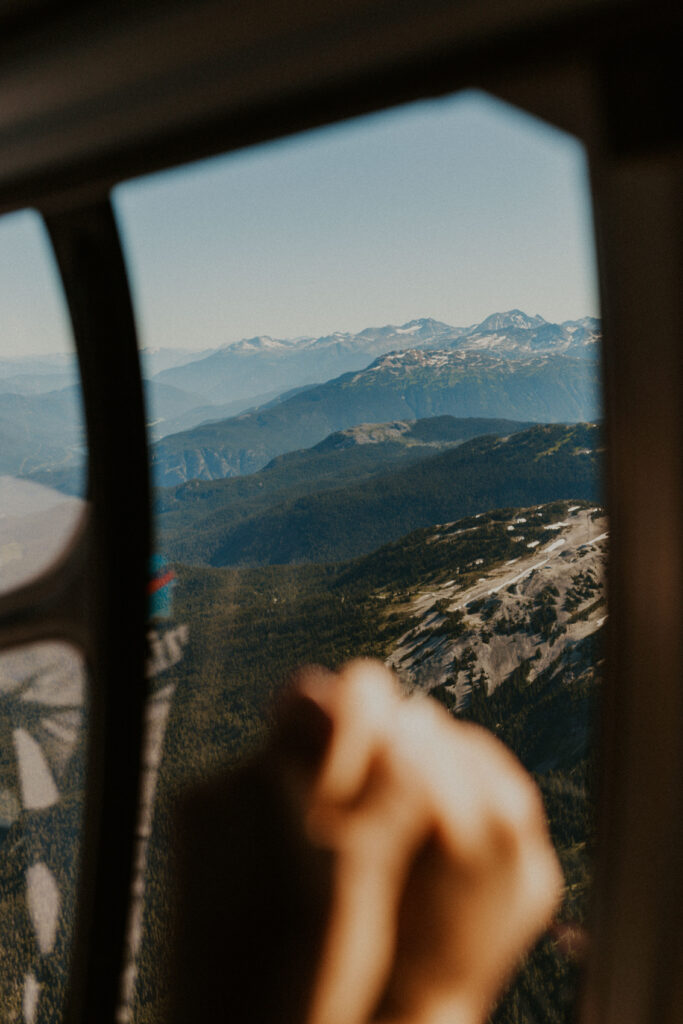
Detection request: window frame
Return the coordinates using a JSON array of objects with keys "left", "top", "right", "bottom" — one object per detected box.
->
[{"left": 0, "top": 6, "right": 680, "bottom": 1024}]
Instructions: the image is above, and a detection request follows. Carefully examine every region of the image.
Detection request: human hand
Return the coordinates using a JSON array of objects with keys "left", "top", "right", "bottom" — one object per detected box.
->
[
  {"left": 170, "top": 658, "right": 562, "bottom": 1024},
  {"left": 274, "top": 659, "right": 563, "bottom": 1024}
]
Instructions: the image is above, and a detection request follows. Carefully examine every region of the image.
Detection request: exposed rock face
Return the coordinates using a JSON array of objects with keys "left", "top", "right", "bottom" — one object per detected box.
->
[{"left": 385, "top": 502, "right": 607, "bottom": 709}]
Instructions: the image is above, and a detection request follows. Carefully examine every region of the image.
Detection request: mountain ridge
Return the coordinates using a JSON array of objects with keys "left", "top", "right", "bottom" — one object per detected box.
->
[
  {"left": 2, "top": 311, "right": 602, "bottom": 490},
  {"left": 155, "top": 415, "right": 538, "bottom": 548},
  {"left": 151, "top": 311, "right": 600, "bottom": 409},
  {"left": 160, "top": 422, "right": 602, "bottom": 567},
  {"left": 151, "top": 348, "right": 601, "bottom": 486}
]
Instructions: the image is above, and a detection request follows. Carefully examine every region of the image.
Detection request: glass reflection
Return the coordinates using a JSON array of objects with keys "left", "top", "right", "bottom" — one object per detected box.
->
[
  {"left": 0, "top": 642, "right": 86, "bottom": 1023},
  {"left": 0, "top": 210, "right": 86, "bottom": 596}
]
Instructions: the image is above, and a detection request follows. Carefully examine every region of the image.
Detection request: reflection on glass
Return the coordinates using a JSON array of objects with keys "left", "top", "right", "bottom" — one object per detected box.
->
[
  {"left": 115, "top": 556, "right": 189, "bottom": 1024},
  {"left": 0, "top": 642, "right": 87, "bottom": 1023},
  {"left": 0, "top": 210, "right": 86, "bottom": 595},
  {"left": 115, "top": 90, "right": 602, "bottom": 1022},
  {"left": 0, "top": 479, "right": 84, "bottom": 597}
]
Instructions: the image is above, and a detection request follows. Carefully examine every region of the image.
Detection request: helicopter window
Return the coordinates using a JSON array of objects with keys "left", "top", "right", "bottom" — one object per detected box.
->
[
  {"left": 0, "top": 641, "right": 87, "bottom": 1023},
  {"left": 112, "top": 88, "right": 603, "bottom": 1021},
  {"left": 0, "top": 210, "right": 89, "bottom": 1022},
  {"left": 0, "top": 209, "right": 86, "bottom": 597}
]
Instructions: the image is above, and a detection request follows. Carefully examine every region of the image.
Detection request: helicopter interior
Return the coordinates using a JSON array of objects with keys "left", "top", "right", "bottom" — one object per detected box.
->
[{"left": 0, "top": 2, "right": 681, "bottom": 1023}]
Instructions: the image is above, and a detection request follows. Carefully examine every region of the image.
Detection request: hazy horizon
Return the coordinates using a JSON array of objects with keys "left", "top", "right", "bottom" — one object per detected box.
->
[
  {"left": 0, "top": 89, "right": 599, "bottom": 359},
  {"left": 0, "top": 306, "right": 600, "bottom": 364}
]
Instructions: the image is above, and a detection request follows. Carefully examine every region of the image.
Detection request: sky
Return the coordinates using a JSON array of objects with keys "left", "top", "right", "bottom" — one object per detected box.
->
[{"left": 0, "top": 90, "right": 599, "bottom": 358}]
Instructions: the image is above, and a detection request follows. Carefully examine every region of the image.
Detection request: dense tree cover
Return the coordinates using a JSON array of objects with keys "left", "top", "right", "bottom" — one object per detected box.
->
[
  {"left": 0, "top": 791, "right": 84, "bottom": 1021},
  {"left": 154, "top": 415, "right": 535, "bottom": 561},
  {"left": 160, "top": 424, "right": 602, "bottom": 567},
  {"left": 0, "top": 499, "right": 600, "bottom": 1024},
  {"left": 134, "top": 504, "right": 599, "bottom": 1023},
  {"left": 155, "top": 415, "right": 533, "bottom": 515}
]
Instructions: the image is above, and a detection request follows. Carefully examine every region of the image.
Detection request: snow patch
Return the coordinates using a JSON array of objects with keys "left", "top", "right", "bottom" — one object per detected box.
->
[
  {"left": 12, "top": 729, "right": 59, "bottom": 809},
  {"left": 580, "top": 531, "right": 609, "bottom": 548},
  {"left": 27, "top": 863, "right": 60, "bottom": 954},
  {"left": 23, "top": 975, "right": 40, "bottom": 1024},
  {"left": 489, "top": 557, "right": 550, "bottom": 594}
]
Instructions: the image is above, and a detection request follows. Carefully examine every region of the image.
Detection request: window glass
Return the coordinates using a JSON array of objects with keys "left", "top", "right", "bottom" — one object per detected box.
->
[
  {"left": 114, "top": 89, "right": 603, "bottom": 1022},
  {"left": 0, "top": 642, "right": 87, "bottom": 1022},
  {"left": 0, "top": 210, "right": 86, "bottom": 596}
]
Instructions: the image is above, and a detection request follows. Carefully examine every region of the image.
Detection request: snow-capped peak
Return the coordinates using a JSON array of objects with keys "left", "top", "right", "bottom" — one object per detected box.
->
[{"left": 473, "top": 310, "right": 547, "bottom": 333}]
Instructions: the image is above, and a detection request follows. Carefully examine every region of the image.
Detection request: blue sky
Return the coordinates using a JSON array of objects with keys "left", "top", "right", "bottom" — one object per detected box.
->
[{"left": 0, "top": 90, "right": 599, "bottom": 357}]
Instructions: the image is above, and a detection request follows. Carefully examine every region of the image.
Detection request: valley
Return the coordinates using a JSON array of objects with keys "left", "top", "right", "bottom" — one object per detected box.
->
[
  {"left": 134, "top": 496, "right": 603, "bottom": 1022},
  {"left": 160, "top": 420, "right": 602, "bottom": 565},
  {"left": 0, "top": 310, "right": 606, "bottom": 1024}
]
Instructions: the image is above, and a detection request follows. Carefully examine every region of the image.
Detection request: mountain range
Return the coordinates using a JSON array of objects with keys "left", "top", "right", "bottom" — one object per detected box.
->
[
  {"left": 150, "top": 348, "right": 600, "bottom": 486},
  {"left": 0, "top": 387, "right": 85, "bottom": 483},
  {"left": 2, "top": 310, "right": 601, "bottom": 492},
  {"left": 148, "top": 310, "right": 600, "bottom": 420}
]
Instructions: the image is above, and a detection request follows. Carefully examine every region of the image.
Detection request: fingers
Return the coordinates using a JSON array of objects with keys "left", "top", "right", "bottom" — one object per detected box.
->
[
  {"left": 302, "top": 659, "right": 400, "bottom": 810},
  {"left": 274, "top": 659, "right": 562, "bottom": 1024},
  {"left": 369, "top": 695, "right": 561, "bottom": 1023},
  {"left": 292, "top": 662, "right": 425, "bottom": 1024}
]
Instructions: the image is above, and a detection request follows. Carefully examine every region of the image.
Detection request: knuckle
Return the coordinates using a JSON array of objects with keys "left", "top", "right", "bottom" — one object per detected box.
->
[{"left": 485, "top": 775, "right": 550, "bottom": 861}]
